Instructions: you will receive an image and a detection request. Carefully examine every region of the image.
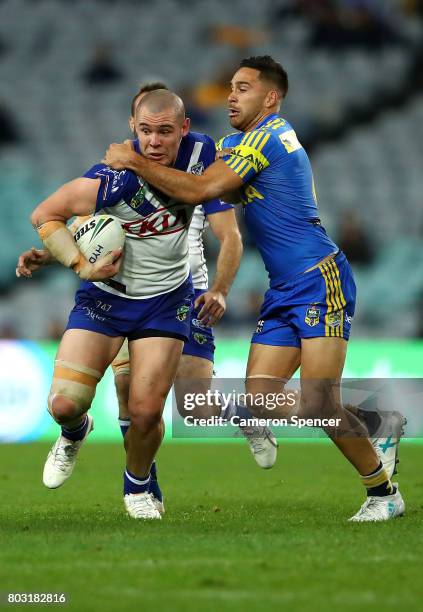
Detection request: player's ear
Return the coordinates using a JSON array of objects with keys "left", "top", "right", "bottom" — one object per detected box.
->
[
  {"left": 181, "top": 117, "right": 190, "bottom": 137},
  {"left": 128, "top": 116, "right": 135, "bottom": 134},
  {"left": 265, "top": 90, "right": 278, "bottom": 108}
]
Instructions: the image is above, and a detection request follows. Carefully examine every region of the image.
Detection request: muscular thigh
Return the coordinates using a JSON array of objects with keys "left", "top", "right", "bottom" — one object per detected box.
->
[
  {"left": 50, "top": 329, "right": 124, "bottom": 415},
  {"left": 300, "top": 337, "right": 347, "bottom": 380},
  {"left": 246, "top": 343, "right": 300, "bottom": 381},
  {"left": 56, "top": 329, "right": 125, "bottom": 374},
  {"left": 128, "top": 337, "right": 184, "bottom": 408}
]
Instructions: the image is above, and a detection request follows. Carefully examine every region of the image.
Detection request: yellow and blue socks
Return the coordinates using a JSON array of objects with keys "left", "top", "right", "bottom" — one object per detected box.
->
[{"left": 361, "top": 461, "right": 395, "bottom": 497}]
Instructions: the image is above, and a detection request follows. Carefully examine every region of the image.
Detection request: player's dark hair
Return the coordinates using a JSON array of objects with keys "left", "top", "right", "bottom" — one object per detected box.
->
[
  {"left": 130, "top": 82, "right": 169, "bottom": 116},
  {"left": 239, "top": 56, "right": 288, "bottom": 98}
]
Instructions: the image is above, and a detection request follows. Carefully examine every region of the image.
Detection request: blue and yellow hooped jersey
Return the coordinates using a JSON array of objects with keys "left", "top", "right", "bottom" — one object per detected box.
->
[{"left": 217, "top": 114, "right": 338, "bottom": 287}]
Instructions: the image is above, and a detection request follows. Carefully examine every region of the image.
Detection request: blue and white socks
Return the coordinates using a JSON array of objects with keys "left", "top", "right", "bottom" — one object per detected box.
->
[
  {"left": 119, "top": 419, "right": 162, "bottom": 502},
  {"left": 61, "top": 415, "right": 89, "bottom": 442}
]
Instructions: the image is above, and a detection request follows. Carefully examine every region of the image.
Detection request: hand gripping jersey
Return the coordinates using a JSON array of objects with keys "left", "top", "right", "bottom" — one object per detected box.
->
[
  {"left": 83, "top": 132, "right": 228, "bottom": 298},
  {"left": 217, "top": 114, "right": 338, "bottom": 288}
]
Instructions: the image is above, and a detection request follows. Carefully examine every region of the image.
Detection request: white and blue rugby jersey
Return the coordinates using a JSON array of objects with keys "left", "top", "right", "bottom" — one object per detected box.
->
[{"left": 83, "top": 132, "right": 231, "bottom": 298}]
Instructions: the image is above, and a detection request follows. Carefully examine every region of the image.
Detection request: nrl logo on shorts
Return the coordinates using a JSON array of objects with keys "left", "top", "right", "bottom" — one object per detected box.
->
[
  {"left": 327, "top": 311, "right": 343, "bottom": 328},
  {"left": 190, "top": 161, "right": 204, "bottom": 175},
  {"left": 176, "top": 305, "right": 190, "bottom": 321},
  {"left": 305, "top": 304, "right": 320, "bottom": 327},
  {"left": 129, "top": 186, "right": 146, "bottom": 208},
  {"left": 193, "top": 333, "right": 207, "bottom": 345},
  {"left": 255, "top": 319, "right": 264, "bottom": 333}
]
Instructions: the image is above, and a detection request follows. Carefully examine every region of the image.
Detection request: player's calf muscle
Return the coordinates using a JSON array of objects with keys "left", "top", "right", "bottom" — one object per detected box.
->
[{"left": 114, "top": 373, "right": 130, "bottom": 419}]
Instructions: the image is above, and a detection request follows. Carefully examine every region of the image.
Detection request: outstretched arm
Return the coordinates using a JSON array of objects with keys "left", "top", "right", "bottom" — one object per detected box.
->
[{"left": 104, "top": 141, "right": 244, "bottom": 205}]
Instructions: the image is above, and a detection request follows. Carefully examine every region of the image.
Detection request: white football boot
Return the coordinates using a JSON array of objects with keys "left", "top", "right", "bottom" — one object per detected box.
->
[
  {"left": 239, "top": 424, "right": 278, "bottom": 469},
  {"left": 43, "top": 415, "right": 94, "bottom": 489},
  {"left": 151, "top": 497, "right": 165, "bottom": 515},
  {"left": 124, "top": 493, "right": 162, "bottom": 519},
  {"left": 369, "top": 412, "right": 407, "bottom": 479},
  {"left": 346, "top": 406, "right": 407, "bottom": 479},
  {"left": 349, "top": 484, "right": 405, "bottom": 522}
]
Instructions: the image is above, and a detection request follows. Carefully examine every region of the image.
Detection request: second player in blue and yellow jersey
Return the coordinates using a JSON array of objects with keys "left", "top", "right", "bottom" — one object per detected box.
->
[
  {"left": 217, "top": 114, "right": 336, "bottom": 285},
  {"left": 217, "top": 114, "right": 355, "bottom": 344}
]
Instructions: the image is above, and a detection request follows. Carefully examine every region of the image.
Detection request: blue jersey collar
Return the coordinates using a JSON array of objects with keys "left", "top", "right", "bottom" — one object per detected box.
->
[
  {"left": 133, "top": 139, "right": 140, "bottom": 154},
  {"left": 255, "top": 113, "right": 280, "bottom": 130}
]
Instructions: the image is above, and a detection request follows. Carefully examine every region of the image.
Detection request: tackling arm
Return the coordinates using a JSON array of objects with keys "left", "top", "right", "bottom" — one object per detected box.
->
[
  {"left": 207, "top": 209, "right": 243, "bottom": 297},
  {"left": 104, "top": 142, "right": 244, "bottom": 205},
  {"left": 195, "top": 208, "right": 243, "bottom": 326}
]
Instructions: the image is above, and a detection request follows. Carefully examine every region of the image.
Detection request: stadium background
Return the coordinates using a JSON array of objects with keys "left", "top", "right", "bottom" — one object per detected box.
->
[
  {"left": 1, "top": 2, "right": 423, "bottom": 611},
  {"left": 0, "top": 0, "right": 422, "bottom": 442}
]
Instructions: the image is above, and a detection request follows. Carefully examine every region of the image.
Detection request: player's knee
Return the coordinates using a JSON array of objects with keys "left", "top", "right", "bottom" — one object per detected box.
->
[
  {"left": 49, "top": 394, "right": 83, "bottom": 425},
  {"left": 300, "top": 379, "right": 338, "bottom": 420},
  {"left": 129, "top": 396, "right": 164, "bottom": 433},
  {"left": 49, "top": 359, "right": 102, "bottom": 424},
  {"left": 131, "top": 410, "right": 163, "bottom": 434}
]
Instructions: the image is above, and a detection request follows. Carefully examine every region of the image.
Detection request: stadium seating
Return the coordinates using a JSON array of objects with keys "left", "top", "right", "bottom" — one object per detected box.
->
[{"left": 0, "top": 0, "right": 422, "bottom": 337}]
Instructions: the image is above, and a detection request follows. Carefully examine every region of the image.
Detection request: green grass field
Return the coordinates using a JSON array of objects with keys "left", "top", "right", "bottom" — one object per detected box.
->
[{"left": 0, "top": 441, "right": 422, "bottom": 611}]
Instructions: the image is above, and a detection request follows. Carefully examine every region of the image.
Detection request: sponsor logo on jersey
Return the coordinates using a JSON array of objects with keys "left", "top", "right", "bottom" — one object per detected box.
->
[
  {"left": 305, "top": 305, "right": 320, "bottom": 327},
  {"left": 193, "top": 332, "right": 207, "bottom": 345},
  {"left": 242, "top": 184, "right": 265, "bottom": 204},
  {"left": 176, "top": 305, "right": 190, "bottom": 321},
  {"left": 238, "top": 152, "right": 267, "bottom": 172},
  {"left": 255, "top": 319, "right": 264, "bottom": 333},
  {"left": 122, "top": 206, "right": 189, "bottom": 237},
  {"left": 190, "top": 161, "right": 204, "bottom": 175},
  {"left": 327, "top": 311, "right": 342, "bottom": 329}
]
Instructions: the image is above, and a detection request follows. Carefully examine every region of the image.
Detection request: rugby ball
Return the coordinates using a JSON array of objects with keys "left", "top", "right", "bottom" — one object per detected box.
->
[{"left": 72, "top": 215, "right": 125, "bottom": 264}]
